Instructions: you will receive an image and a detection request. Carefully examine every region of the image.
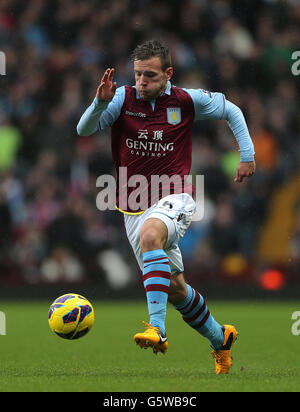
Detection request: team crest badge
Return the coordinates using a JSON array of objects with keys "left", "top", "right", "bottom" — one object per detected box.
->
[{"left": 167, "top": 108, "right": 181, "bottom": 125}]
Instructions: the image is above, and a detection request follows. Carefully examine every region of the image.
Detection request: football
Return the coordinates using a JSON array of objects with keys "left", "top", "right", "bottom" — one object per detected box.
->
[{"left": 48, "top": 293, "right": 95, "bottom": 340}]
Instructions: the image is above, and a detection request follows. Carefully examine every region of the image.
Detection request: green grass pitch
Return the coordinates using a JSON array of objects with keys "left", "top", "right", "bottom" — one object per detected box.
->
[{"left": 0, "top": 299, "right": 299, "bottom": 392}]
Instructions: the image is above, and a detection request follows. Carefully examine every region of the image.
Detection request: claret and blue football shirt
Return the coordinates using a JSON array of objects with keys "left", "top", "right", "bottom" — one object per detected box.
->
[{"left": 77, "top": 81, "right": 255, "bottom": 213}]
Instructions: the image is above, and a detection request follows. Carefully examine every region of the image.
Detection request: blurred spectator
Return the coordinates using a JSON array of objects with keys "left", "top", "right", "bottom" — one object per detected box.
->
[
  {"left": 0, "top": 0, "right": 299, "bottom": 287},
  {"left": 40, "top": 246, "right": 85, "bottom": 283},
  {"left": 46, "top": 196, "right": 89, "bottom": 261},
  {"left": 209, "top": 195, "right": 239, "bottom": 260},
  {"left": 0, "top": 117, "right": 22, "bottom": 172},
  {"left": 12, "top": 226, "right": 47, "bottom": 283},
  {"left": 0, "top": 192, "right": 12, "bottom": 254},
  {"left": 214, "top": 17, "right": 254, "bottom": 59},
  {"left": 98, "top": 249, "right": 132, "bottom": 290}
]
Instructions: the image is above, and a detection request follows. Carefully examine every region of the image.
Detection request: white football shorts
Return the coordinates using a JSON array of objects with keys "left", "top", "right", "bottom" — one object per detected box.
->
[{"left": 124, "top": 193, "right": 196, "bottom": 275}]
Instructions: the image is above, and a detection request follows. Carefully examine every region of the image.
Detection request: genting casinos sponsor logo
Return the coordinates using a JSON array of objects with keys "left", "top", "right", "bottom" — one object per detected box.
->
[
  {"left": 126, "top": 129, "right": 174, "bottom": 158},
  {"left": 125, "top": 137, "right": 174, "bottom": 158},
  {"left": 96, "top": 167, "right": 204, "bottom": 221}
]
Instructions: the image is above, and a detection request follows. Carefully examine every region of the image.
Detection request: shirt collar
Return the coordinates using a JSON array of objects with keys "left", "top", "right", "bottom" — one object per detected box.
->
[{"left": 135, "top": 81, "right": 172, "bottom": 100}]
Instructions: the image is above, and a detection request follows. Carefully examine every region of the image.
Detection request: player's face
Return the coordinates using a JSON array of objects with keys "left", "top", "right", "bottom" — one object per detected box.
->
[{"left": 134, "top": 57, "right": 173, "bottom": 101}]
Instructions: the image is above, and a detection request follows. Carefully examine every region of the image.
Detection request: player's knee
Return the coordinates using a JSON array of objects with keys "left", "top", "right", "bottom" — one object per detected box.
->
[{"left": 140, "top": 228, "right": 164, "bottom": 252}]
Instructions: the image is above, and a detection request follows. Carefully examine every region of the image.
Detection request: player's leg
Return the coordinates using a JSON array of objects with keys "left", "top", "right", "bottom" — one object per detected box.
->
[
  {"left": 168, "top": 272, "right": 224, "bottom": 349},
  {"left": 169, "top": 272, "right": 238, "bottom": 374},
  {"left": 139, "top": 218, "right": 171, "bottom": 335},
  {"left": 133, "top": 193, "right": 193, "bottom": 354},
  {"left": 133, "top": 218, "right": 171, "bottom": 353}
]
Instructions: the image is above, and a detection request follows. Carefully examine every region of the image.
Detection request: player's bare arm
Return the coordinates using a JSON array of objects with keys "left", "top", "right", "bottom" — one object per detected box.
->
[
  {"left": 96, "top": 68, "right": 117, "bottom": 101},
  {"left": 235, "top": 160, "right": 256, "bottom": 183}
]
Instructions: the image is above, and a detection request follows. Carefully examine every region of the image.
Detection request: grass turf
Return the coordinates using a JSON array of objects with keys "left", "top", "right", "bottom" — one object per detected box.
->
[{"left": 0, "top": 299, "right": 299, "bottom": 392}]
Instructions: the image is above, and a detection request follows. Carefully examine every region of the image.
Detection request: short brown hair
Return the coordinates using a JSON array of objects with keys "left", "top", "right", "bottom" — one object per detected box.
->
[{"left": 131, "top": 40, "right": 172, "bottom": 71}]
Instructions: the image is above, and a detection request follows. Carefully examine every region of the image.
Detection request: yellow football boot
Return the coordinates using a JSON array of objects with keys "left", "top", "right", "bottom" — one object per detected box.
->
[
  {"left": 211, "top": 325, "right": 238, "bottom": 374},
  {"left": 134, "top": 321, "right": 168, "bottom": 354}
]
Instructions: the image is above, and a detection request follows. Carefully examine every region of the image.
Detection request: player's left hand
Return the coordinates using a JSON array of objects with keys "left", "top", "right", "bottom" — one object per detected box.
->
[{"left": 234, "top": 160, "right": 256, "bottom": 183}]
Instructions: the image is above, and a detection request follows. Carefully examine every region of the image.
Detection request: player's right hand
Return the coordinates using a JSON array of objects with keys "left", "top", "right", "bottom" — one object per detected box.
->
[
  {"left": 96, "top": 68, "right": 117, "bottom": 101},
  {"left": 234, "top": 160, "right": 256, "bottom": 183}
]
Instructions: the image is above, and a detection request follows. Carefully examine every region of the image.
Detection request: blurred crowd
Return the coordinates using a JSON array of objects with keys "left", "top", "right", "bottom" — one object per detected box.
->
[{"left": 0, "top": 0, "right": 299, "bottom": 288}]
